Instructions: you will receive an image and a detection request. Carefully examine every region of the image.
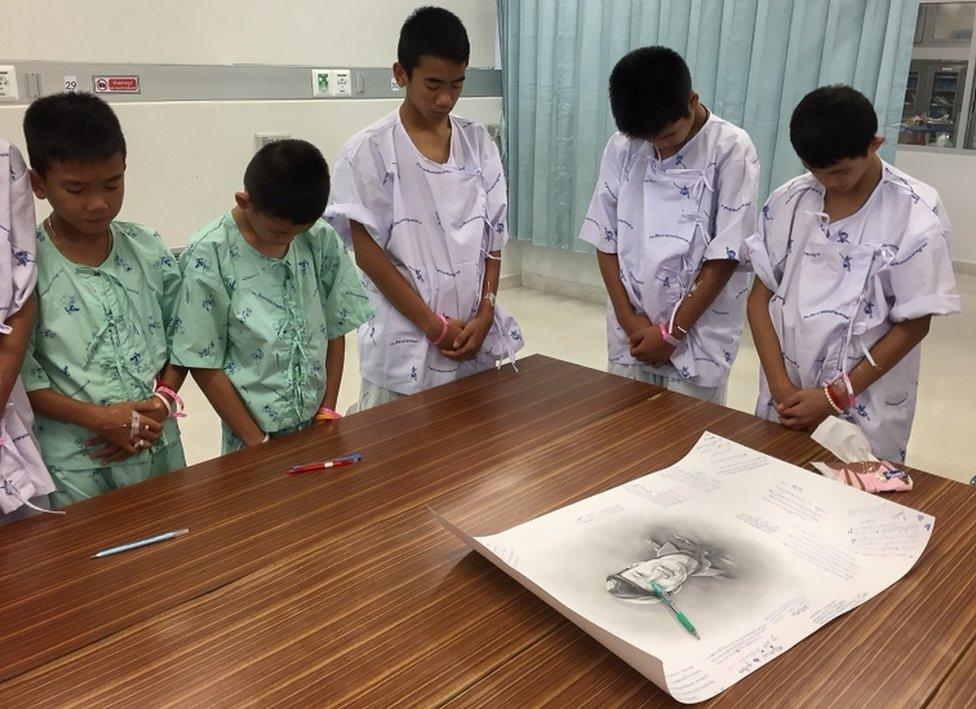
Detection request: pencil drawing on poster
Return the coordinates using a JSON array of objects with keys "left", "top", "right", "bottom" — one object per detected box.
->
[{"left": 606, "top": 534, "right": 732, "bottom": 603}]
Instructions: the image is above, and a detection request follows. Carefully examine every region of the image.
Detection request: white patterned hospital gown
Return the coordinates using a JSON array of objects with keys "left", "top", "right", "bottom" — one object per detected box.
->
[{"left": 580, "top": 113, "right": 759, "bottom": 389}]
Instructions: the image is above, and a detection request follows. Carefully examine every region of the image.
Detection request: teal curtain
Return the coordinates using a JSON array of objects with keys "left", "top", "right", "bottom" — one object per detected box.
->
[{"left": 498, "top": 0, "right": 920, "bottom": 251}]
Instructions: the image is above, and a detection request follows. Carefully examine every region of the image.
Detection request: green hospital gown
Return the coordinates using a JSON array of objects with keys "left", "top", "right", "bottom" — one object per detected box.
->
[
  {"left": 171, "top": 214, "right": 373, "bottom": 454},
  {"left": 21, "top": 222, "right": 186, "bottom": 508}
]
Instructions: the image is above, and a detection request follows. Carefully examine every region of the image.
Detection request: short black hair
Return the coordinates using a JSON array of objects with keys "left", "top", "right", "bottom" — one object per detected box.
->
[
  {"left": 23, "top": 92, "right": 126, "bottom": 177},
  {"left": 609, "top": 47, "right": 693, "bottom": 139},
  {"left": 397, "top": 6, "right": 470, "bottom": 76},
  {"left": 244, "top": 139, "right": 329, "bottom": 225},
  {"left": 790, "top": 85, "right": 878, "bottom": 168}
]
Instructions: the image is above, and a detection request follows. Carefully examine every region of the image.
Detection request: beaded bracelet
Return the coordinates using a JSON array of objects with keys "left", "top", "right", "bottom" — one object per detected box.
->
[{"left": 823, "top": 385, "right": 844, "bottom": 414}]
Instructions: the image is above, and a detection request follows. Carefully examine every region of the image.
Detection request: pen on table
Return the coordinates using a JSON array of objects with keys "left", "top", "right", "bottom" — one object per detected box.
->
[
  {"left": 651, "top": 580, "right": 700, "bottom": 640},
  {"left": 91, "top": 529, "right": 189, "bottom": 559},
  {"left": 288, "top": 453, "right": 363, "bottom": 475}
]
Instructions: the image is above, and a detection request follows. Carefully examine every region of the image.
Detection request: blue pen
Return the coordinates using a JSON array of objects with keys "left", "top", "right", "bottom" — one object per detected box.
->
[{"left": 91, "top": 529, "right": 189, "bottom": 559}]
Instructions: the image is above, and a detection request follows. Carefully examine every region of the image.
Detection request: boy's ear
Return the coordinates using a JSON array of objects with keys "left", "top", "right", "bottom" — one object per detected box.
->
[
  {"left": 393, "top": 62, "right": 408, "bottom": 88},
  {"left": 234, "top": 191, "right": 251, "bottom": 209},
  {"left": 868, "top": 135, "right": 885, "bottom": 154},
  {"left": 688, "top": 91, "right": 700, "bottom": 115},
  {"left": 28, "top": 169, "right": 47, "bottom": 199}
]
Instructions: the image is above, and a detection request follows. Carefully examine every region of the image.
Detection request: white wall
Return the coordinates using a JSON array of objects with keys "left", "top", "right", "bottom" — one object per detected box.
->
[
  {"left": 0, "top": 97, "right": 502, "bottom": 249},
  {"left": 895, "top": 149, "right": 976, "bottom": 265},
  {"left": 7, "top": 0, "right": 969, "bottom": 279},
  {"left": 0, "top": 0, "right": 504, "bottom": 257},
  {"left": 0, "top": 0, "right": 498, "bottom": 68}
]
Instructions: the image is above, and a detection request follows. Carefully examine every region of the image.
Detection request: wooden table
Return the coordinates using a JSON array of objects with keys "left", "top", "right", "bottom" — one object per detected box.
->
[{"left": 2, "top": 355, "right": 974, "bottom": 707}]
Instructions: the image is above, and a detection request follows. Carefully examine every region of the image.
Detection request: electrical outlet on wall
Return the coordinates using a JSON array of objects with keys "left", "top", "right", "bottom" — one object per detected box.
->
[
  {"left": 311, "top": 69, "right": 330, "bottom": 98},
  {"left": 311, "top": 69, "right": 352, "bottom": 98},
  {"left": 0, "top": 66, "right": 19, "bottom": 101},
  {"left": 255, "top": 133, "right": 290, "bottom": 150},
  {"left": 331, "top": 69, "right": 351, "bottom": 96}
]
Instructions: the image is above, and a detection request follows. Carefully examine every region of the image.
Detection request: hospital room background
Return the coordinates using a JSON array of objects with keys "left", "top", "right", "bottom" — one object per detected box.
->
[{"left": 0, "top": 0, "right": 972, "bottom": 480}]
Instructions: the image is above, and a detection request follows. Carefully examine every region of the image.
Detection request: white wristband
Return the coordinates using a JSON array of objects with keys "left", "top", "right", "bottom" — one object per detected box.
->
[
  {"left": 662, "top": 331, "right": 682, "bottom": 347},
  {"left": 658, "top": 323, "right": 683, "bottom": 347},
  {"left": 152, "top": 392, "right": 176, "bottom": 416}
]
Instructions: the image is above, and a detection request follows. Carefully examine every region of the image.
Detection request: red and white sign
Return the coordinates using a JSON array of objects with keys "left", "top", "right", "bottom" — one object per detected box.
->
[{"left": 92, "top": 75, "right": 141, "bottom": 94}]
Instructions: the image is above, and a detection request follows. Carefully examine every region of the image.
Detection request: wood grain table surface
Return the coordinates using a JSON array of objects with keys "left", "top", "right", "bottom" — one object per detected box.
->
[
  {"left": 927, "top": 631, "right": 976, "bottom": 709},
  {"left": 1, "top": 355, "right": 974, "bottom": 708}
]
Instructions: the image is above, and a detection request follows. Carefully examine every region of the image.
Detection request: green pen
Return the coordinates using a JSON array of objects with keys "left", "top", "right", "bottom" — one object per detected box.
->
[{"left": 651, "top": 580, "right": 700, "bottom": 640}]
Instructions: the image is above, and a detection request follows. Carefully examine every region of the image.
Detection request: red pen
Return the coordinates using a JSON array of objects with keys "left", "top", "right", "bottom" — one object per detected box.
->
[{"left": 288, "top": 453, "right": 362, "bottom": 476}]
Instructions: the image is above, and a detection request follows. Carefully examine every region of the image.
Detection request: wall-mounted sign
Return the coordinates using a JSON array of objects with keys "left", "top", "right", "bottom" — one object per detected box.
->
[{"left": 92, "top": 75, "right": 141, "bottom": 94}]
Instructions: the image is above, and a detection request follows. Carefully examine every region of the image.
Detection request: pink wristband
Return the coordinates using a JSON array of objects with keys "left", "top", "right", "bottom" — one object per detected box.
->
[
  {"left": 154, "top": 382, "right": 186, "bottom": 418},
  {"left": 839, "top": 372, "right": 856, "bottom": 409},
  {"left": 315, "top": 407, "right": 342, "bottom": 421},
  {"left": 431, "top": 314, "right": 450, "bottom": 345},
  {"left": 658, "top": 323, "right": 682, "bottom": 347}
]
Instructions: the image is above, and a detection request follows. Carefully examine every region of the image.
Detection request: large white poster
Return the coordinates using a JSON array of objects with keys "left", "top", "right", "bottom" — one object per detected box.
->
[{"left": 435, "top": 432, "right": 933, "bottom": 703}]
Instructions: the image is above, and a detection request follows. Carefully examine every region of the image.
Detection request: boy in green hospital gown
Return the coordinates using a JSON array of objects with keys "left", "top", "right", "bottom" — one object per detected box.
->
[
  {"left": 21, "top": 93, "right": 186, "bottom": 508},
  {"left": 171, "top": 139, "right": 372, "bottom": 454}
]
